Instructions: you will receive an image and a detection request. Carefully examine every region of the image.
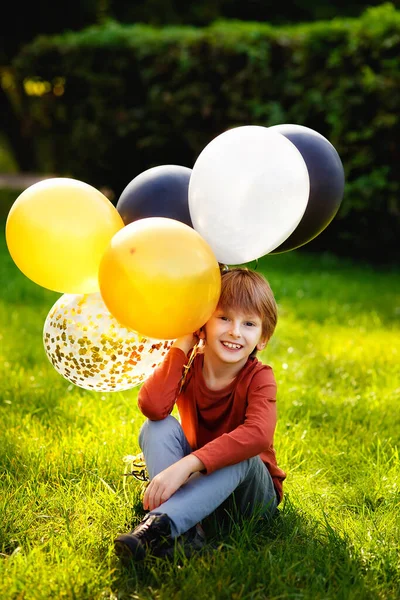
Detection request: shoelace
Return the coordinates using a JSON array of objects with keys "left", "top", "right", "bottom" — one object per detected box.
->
[
  {"left": 135, "top": 515, "right": 170, "bottom": 545},
  {"left": 135, "top": 516, "right": 154, "bottom": 539}
]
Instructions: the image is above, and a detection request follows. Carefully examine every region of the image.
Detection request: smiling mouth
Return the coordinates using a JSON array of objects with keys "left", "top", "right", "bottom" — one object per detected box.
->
[{"left": 221, "top": 341, "right": 243, "bottom": 350}]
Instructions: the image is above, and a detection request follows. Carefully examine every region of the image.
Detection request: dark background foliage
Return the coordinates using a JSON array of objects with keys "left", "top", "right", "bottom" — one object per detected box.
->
[
  {"left": 1, "top": 2, "right": 399, "bottom": 264},
  {"left": 1, "top": 0, "right": 386, "bottom": 63}
]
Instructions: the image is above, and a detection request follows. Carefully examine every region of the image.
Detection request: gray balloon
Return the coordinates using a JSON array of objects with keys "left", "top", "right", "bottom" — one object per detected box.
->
[
  {"left": 269, "top": 124, "right": 345, "bottom": 253},
  {"left": 116, "top": 165, "right": 193, "bottom": 227}
]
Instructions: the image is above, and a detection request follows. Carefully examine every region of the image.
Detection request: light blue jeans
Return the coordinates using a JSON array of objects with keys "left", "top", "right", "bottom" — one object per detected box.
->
[{"left": 139, "top": 415, "right": 278, "bottom": 537}]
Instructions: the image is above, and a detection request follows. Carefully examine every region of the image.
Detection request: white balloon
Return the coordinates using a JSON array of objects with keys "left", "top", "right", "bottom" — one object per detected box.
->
[
  {"left": 188, "top": 125, "right": 310, "bottom": 264},
  {"left": 43, "top": 293, "right": 174, "bottom": 392}
]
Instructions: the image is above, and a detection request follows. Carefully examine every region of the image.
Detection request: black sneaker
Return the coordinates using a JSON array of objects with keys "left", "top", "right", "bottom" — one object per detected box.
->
[
  {"left": 114, "top": 513, "right": 172, "bottom": 563},
  {"left": 159, "top": 523, "right": 207, "bottom": 559}
]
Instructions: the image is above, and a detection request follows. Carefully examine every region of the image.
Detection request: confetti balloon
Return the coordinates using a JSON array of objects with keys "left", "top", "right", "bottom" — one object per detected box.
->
[{"left": 43, "top": 293, "right": 174, "bottom": 392}]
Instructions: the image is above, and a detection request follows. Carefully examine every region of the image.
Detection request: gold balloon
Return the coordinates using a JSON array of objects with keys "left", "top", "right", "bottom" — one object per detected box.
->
[
  {"left": 43, "top": 292, "right": 174, "bottom": 392},
  {"left": 99, "top": 217, "right": 221, "bottom": 339},
  {"left": 6, "top": 178, "right": 124, "bottom": 293}
]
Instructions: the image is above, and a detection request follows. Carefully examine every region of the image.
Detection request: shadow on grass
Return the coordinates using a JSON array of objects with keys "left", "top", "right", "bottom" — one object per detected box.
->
[{"left": 111, "top": 497, "right": 374, "bottom": 600}]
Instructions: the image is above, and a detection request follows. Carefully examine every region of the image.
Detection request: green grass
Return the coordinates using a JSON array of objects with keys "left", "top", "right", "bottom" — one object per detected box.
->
[{"left": 1, "top": 220, "right": 399, "bottom": 600}]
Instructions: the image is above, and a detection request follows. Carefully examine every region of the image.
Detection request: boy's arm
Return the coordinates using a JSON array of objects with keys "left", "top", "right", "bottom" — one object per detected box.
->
[
  {"left": 171, "top": 333, "right": 199, "bottom": 355},
  {"left": 143, "top": 453, "right": 205, "bottom": 511},
  {"left": 192, "top": 370, "right": 278, "bottom": 473},
  {"left": 138, "top": 333, "right": 198, "bottom": 420}
]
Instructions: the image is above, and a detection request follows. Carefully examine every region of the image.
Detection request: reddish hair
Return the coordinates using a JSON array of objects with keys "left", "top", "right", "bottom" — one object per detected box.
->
[{"left": 217, "top": 267, "right": 277, "bottom": 341}]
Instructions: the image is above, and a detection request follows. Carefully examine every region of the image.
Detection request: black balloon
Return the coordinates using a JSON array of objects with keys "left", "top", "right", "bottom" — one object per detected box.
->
[
  {"left": 268, "top": 124, "right": 345, "bottom": 253},
  {"left": 116, "top": 165, "right": 193, "bottom": 227}
]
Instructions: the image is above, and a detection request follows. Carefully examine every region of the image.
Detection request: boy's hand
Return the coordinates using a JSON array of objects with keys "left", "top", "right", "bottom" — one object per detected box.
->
[
  {"left": 172, "top": 331, "right": 201, "bottom": 356},
  {"left": 143, "top": 454, "right": 204, "bottom": 511}
]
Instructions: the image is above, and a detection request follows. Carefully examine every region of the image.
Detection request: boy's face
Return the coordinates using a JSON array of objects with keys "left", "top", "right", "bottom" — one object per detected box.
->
[{"left": 201, "top": 306, "right": 267, "bottom": 366}]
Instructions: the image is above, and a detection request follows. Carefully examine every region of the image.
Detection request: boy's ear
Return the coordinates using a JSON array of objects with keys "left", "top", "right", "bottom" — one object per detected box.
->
[
  {"left": 256, "top": 338, "right": 267, "bottom": 351},
  {"left": 196, "top": 327, "right": 206, "bottom": 340}
]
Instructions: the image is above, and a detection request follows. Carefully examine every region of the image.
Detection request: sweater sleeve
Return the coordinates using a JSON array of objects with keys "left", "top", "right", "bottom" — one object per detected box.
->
[
  {"left": 138, "top": 347, "right": 187, "bottom": 420},
  {"left": 192, "top": 370, "right": 277, "bottom": 473}
]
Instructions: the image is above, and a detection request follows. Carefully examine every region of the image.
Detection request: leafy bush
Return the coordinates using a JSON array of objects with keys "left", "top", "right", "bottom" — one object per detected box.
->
[
  {"left": 0, "top": 188, "right": 22, "bottom": 221},
  {"left": 10, "top": 3, "right": 400, "bottom": 262}
]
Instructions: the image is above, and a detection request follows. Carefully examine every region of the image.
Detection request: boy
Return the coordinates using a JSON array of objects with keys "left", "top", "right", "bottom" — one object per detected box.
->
[{"left": 114, "top": 267, "right": 286, "bottom": 561}]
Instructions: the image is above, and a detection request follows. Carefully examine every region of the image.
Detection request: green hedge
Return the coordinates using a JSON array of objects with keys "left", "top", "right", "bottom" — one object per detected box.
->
[
  {"left": 10, "top": 3, "right": 400, "bottom": 262},
  {"left": 0, "top": 188, "right": 21, "bottom": 222}
]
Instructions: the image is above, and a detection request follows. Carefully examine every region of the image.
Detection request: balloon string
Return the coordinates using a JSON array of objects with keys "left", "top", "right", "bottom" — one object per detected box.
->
[
  {"left": 178, "top": 341, "right": 200, "bottom": 395},
  {"left": 122, "top": 453, "right": 150, "bottom": 506}
]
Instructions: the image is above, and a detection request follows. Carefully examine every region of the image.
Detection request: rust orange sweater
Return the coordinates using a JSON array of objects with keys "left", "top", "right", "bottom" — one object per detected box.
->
[{"left": 138, "top": 347, "right": 286, "bottom": 502}]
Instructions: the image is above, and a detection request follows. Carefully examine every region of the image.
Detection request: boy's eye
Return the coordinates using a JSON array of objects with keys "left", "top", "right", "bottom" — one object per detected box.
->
[
  {"left": 245, "top": 322, "right": 255, "bottom": 327},
  {"left": 219, "top": 316, "right": 228, "bottom": 321}
]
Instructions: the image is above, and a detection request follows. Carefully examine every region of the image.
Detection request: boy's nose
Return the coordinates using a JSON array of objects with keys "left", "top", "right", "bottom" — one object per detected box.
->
[{"left": 229, "top": 323, "right": 241, "bottom": 338}]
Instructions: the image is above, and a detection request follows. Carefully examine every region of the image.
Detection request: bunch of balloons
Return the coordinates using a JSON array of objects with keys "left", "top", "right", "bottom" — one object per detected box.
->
[{"left": 6, "top": 123, "right": 344, "bottom": 391}]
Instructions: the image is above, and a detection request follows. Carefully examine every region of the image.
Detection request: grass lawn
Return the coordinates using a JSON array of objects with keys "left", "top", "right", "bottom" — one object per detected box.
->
[{"left": 0, "top": 217, "right": 399, "bottom": 599}]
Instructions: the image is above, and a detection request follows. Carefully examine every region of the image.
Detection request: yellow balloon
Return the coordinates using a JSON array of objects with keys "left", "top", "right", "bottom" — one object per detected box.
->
[
  {"left": 5, "top": 178, "right": 124, "bottom": 294},
  {"left": 99, "top": 217, "right": 221, "bottom": 339}
]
